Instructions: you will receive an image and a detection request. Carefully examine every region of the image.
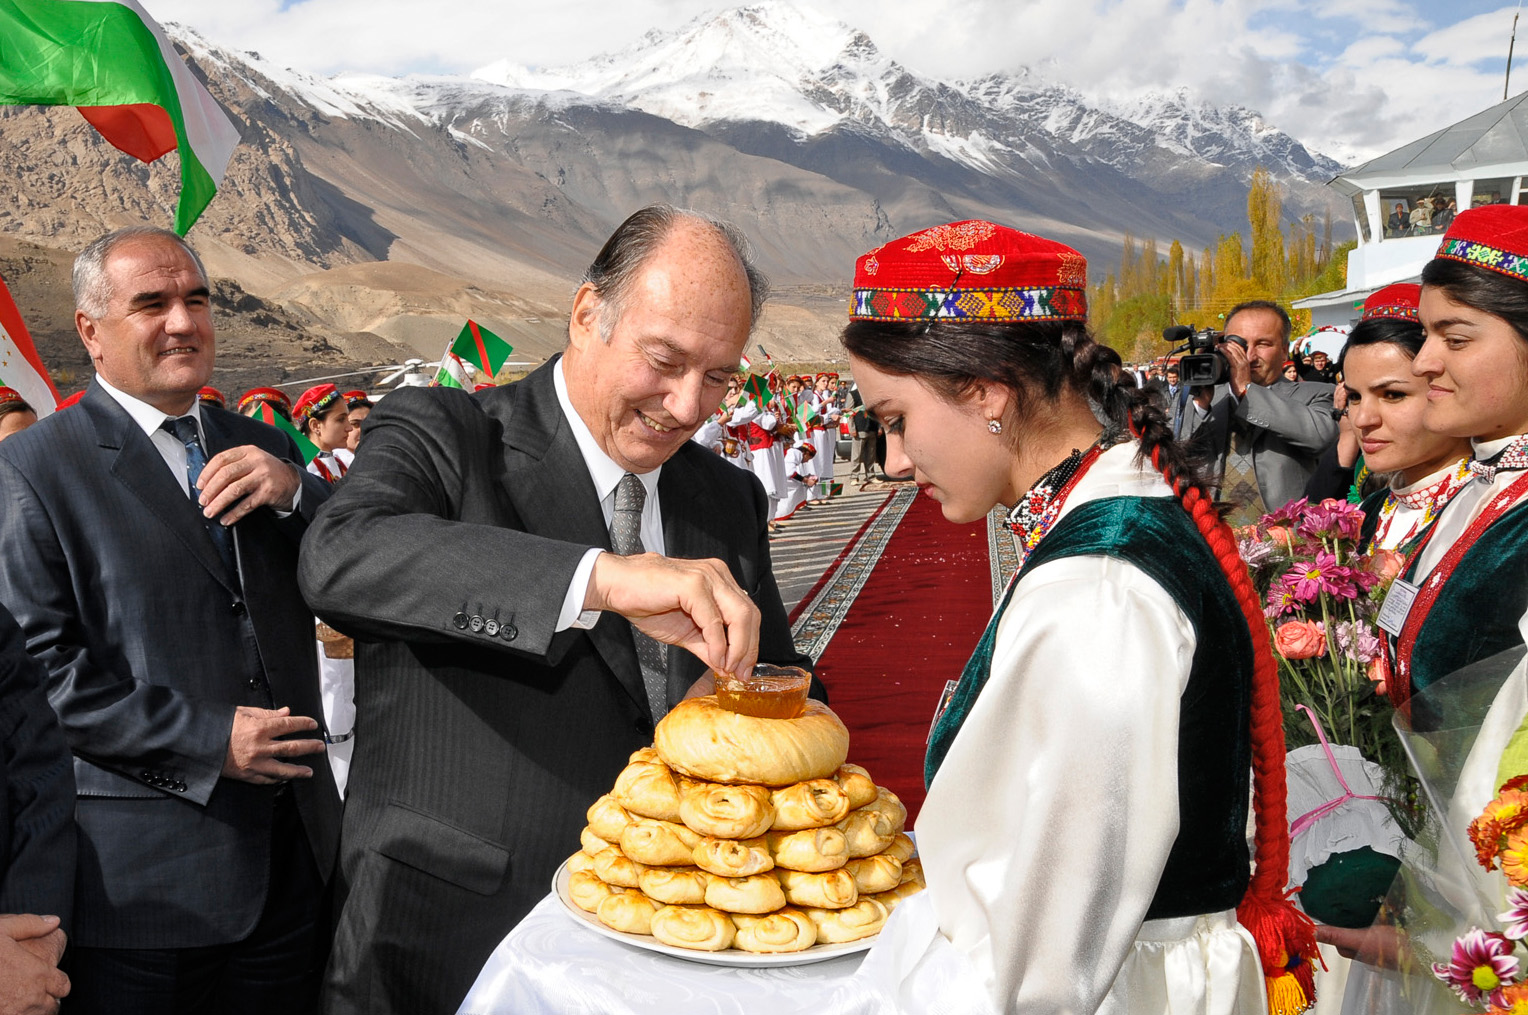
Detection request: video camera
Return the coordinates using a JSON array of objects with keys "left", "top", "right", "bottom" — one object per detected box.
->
[{"left": 1161, "top": 325, "right": 1248, "bottom": 387}]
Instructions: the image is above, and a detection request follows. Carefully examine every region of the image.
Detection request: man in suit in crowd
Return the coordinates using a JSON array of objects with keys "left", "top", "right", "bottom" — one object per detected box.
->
[
  {"left": 0, "top": 226, "right": 341, "bottom": 1014},
  {"left": 0, "top": 602, "right": 75, "bottom": 1015},
  {"left": 299, "top": 205, "right": 813, "bottom": 1015},
  {"left": 1188, "top": 299, "right": 1338, "bottom": 525}
]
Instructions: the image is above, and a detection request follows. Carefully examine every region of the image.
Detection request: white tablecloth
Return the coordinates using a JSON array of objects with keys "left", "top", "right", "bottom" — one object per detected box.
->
[{"left": 457, "top": 891, "right": 995, "bottom": 1015}]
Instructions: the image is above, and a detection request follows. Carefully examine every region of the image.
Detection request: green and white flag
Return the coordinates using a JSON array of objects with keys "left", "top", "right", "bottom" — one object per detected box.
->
[
  {"left": 434, "top": 320, "right": 513, "bottom": 389},
  {"left": 0, "top": 0, "right": 242, "bottom": 234}
]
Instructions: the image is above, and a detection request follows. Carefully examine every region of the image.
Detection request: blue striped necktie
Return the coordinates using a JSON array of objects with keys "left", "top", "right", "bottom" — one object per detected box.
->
[{"left": 162, "top": 415, "right": 237, "bottom": 578}]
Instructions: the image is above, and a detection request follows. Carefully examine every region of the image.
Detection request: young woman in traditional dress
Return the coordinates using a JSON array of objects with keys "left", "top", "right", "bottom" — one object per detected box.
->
[
  {"left": 1378, "top": 206, "right": 1528, "bottom": 711},
  {"left": 843, "top": 220, "right": 1314, "bottom": 1015}
]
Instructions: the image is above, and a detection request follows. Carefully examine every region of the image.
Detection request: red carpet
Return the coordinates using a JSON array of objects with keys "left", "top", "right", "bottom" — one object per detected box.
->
[{"left": 814, "top": 492, "right": 993, "bottom": 823}]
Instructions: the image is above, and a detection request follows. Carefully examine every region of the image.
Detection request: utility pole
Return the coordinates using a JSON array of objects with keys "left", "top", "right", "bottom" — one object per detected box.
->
[{"left": 1509, "top": 1, "right": 1522, "bottom": 100}]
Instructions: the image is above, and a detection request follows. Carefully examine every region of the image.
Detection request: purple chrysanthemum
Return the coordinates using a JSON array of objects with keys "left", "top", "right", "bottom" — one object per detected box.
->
[
  {"left": 1333, "top": 621, "right": 1382, "bottom": 663},
  {"left": 1261, "top": 498, "right": 1308, "bottom": 529},
  {"left": 1432, "top": 928, "right": 1520, "bottom": 1007},
  {"left": 1299, "top": 497, "right": 1367, "bottom": 540}
]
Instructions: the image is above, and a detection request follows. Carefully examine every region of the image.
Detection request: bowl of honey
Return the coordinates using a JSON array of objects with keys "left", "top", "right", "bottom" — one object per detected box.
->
[{"left": 713, "top": 664, "right": 812, "bottom": 719}]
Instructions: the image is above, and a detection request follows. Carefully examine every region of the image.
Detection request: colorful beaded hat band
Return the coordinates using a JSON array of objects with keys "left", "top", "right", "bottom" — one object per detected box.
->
[
  {"left": 1434, "top": 205, "right": 1528, "bottom": 285},
  {"left": 197, "top": 386, "right": 226, "bottom": 408},
  {"left": 1361, "top": 283, "right": 1420, "bottom": 322},
  {"left": 343, "top": 390, "right": 372, "bottom": 409},
  {"left": 294, "top": 384, "right": 342, "bottom": 422},
  {"left": 237, "top": 387, "right": 291, "bottom": 413},
  {"left": 850, "top": 219, "right": 1088, "bottom": 324}
]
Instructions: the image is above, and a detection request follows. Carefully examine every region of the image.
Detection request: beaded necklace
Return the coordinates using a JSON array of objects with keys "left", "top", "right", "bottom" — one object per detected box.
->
[
  {"left": 1469, "top": 432, "right": 1528, "bottom": 482},
  {"left": 1372, "top": 458, "right": 1472, "bottom": 552},
  {"left": 1004, "top": 438, "right": 1112, "bottom": 574}
]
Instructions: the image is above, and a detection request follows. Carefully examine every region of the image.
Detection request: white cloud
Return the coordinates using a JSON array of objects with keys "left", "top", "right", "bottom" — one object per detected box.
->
[{"left": 144, "top": 0, "right": 1524, "bottom": 163}]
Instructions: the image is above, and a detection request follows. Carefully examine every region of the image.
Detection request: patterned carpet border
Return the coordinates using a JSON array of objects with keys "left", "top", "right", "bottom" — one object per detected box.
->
[
  {"left": 987, "top": 505, "right": 1019, "bottom": 606},
  {"left": 790, "top": 487, "right": 916, "bottom": 659}
]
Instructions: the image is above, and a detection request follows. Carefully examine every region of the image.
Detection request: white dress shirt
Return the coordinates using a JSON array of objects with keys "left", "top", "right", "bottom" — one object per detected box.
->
[{"left": 553, "top": 360, "right": 665, "bottom": 631}]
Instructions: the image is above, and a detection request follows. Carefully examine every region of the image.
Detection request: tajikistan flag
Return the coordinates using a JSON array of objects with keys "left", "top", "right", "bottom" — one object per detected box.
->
[
  {"left": 434, "top": 320, "right": 513, "bottom": 389},
  {"left": 0, "top": 274, "right": 60, "bottom": 417},
  {"left": 0, "top": 0, "right": 242, "bottom": 234}
]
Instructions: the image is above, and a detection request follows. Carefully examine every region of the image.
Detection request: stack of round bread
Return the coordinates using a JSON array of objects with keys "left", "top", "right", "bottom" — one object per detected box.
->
[{"left": 564, "top": 696, "right": 925, "bottom": 954}]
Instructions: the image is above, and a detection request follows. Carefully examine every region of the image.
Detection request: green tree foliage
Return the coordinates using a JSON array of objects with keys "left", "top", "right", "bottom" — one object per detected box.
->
[{"left": 1088, "top": 166, "right": 1351, "bottom": 358}]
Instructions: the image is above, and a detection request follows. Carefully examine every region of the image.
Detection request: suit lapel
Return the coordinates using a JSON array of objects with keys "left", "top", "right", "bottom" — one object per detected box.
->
[
  {"left": 499, "top": 364, "right": 648, "bottom": 713},
  {"left": 88, "top": 386, "right": 238, "bottom": 593},
  {"left": 657, "top": 450, "right": 733, "bottom": 701}
]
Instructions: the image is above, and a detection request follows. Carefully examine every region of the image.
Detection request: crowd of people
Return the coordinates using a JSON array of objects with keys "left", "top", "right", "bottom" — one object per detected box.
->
[{"left": 0, "top": 201, "right": 1525, "bottom": 1015}]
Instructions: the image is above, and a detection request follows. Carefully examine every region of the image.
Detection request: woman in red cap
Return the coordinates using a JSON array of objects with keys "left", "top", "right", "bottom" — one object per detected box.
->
[
  {"left": 294, "top": 383, "right": 354, "bottom": 484},
  {"left": 1311, "top": 284, "right": 1473, "bottom": 555},
  {"left": 843, "top": 221, "right": 1314, "bottom": 1014},
  {"left": 1375, "top": 206, "right": 1528, "bottom": 709},
  {"left": 0, "top": 387, "right": 38, "bottom": 442}
]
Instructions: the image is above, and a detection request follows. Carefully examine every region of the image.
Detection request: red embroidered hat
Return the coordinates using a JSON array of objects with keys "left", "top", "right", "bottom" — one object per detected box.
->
[
  {"left": 343, "top": 389, "right": 372, "bottom": 409},
  {"left": 0, "top": 387, "right": 25, "bottom": 408},
  {"left": 1361, "top": 283, "right": 1420, "bottom": 321},
  {"left": 294, "top": 383, "right": 342, "bottom": 422},
  {"left": 237, "top": 387, "right": 292, "bottom": 420},
  {"left": 1434, "top": 204, "right": 1528, "bottom": 284},
  {"left": 197, "top": 386, "right": 225, "bottom": 409},
  {"left": 851, "top": 220, "right": 1088, "bottom": 323}
]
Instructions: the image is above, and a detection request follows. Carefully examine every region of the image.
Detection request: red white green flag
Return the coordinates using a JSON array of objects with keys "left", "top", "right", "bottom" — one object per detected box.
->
[
  {"left": 434, "top": 320, "right": 513, "bottom": 388},
  {"left": 0, "top": 0, "right": 242, "bottom": 234},
  {"left": 251, "top": 401, "right": 319, "bottom": 464},
  {"left": 0, "top": 273, "right": 60, "bottom": 417}
]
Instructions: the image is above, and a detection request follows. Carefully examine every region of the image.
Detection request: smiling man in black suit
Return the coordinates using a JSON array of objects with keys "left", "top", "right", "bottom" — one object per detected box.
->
[
  {"left": 0, "top": 226, "right": 341, "bottom": 1014},
  {"left": 300, "top": 205, "right": 814, "bottom": 1014}
]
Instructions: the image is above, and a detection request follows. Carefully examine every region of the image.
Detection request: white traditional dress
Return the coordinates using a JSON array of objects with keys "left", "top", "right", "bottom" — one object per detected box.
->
[
  {"left": 858, "top": 442, "right": 1266, "bottom": 1015},
  {"left": 777, "top": 445, "right": 815, "bottom": 520}
]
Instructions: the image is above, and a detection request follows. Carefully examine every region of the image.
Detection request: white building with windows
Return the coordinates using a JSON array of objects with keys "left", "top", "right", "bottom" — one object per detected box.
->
[{"left": 1295, "top": 90, "right": 1528, "bottom": 328}]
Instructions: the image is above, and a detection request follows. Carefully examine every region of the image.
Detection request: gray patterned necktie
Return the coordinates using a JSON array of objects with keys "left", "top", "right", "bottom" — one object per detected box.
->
[{"left": 610, "top": 473, "right": 669, "bottom": 722}]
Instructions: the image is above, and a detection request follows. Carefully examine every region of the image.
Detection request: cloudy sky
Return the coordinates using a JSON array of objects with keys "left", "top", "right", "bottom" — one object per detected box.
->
[{"left": 150, "top": 0, "right": 1518, "bottom": 164}]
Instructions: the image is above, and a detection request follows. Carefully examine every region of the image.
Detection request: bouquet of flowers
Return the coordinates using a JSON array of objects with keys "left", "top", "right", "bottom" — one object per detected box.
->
[
  {"left": 1429, "top": 779, "right": 1528, "bottom": 1011},
  {"left": 1239, "top": 497, "right": 1421, "bottom": 926}
]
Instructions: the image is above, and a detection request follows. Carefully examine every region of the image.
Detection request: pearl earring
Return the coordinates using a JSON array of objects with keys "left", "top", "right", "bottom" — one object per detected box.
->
[{"left": 987, "top": 419, "right": 1003, "bottom": 435}]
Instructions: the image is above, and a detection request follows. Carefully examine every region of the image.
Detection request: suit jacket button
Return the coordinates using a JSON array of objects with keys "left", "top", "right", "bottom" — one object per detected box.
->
[
  {"left": 453, "top": 612, "right": 469, "bottom": 630},
  {"left": 470, "top": 615, "right": 485, "bottom": 633},
  {"left": 501, "top": 624, "right": 517, "bottom": 641},
  {"left": 174, "top": 782, "right": 186, "bottom": 792},
  {"left": 230, "top": 601, "right": 247, "bottom": 616},
  {"left": 248, "top": 677, "right": 261, "bottom": 690},
  {"left": 484, "top": 619, "right": 500, "bottom": 636}
]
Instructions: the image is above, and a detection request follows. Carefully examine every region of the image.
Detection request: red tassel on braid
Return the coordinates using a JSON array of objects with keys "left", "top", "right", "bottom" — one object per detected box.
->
[{"left": 1135, "top": 422, "right": 1320, "bottom": 1015}]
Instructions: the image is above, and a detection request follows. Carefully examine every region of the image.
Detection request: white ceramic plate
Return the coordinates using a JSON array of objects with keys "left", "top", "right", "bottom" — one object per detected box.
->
[{"left": 553, "top": 862, "right": 877, "bottom": 968}]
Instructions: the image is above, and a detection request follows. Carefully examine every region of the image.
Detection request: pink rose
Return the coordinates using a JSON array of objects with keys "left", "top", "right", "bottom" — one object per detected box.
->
[
  {"left": 1275, "top": 620, "right": 1327, "bottom": 660},
  {"left": 1365, "top": 549, "right": 1405, "bottom": 582}
]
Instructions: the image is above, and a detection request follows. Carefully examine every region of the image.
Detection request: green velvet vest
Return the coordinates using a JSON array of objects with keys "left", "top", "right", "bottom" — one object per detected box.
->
[
  {"left": 925, "top": 496, "right": 1253, "bottom": 921},
  {"left": 1404, "top": 496, "right": 1528, "bottom": 705}
]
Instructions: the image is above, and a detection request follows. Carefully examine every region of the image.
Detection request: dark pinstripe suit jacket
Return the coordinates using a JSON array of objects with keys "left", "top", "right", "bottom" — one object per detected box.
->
[
  {"left": 0, "top": 602, "right": 75, "bottom": 926},
  {"left": 0, "top": 382, "right": 340, "bottom": 949},
  {"left": 299, "top": 360, "right": 811, "bottom": 1015}
]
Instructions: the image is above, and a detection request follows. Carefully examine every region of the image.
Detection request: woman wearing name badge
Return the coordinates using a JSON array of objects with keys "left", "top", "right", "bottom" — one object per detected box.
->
[
  {"left": 1374, "top": 205, "right": 1528, "bottom": 715},
  {"left": 840, "top": 220, "right": 1316, "bottom": 1015}
]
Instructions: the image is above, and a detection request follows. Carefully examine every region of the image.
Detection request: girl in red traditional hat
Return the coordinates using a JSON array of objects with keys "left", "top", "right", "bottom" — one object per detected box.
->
[
  {"left": 842, "top": 220, "right": 1317, "bottom": 1014},
  {"left": 0, "top": 387, "right": 38, "bottom": 442},
  {"left": 1370, "top": 206, "right": 1528, "bottom": 711},
  {"left": 294, "top": 384, "right": 354, "bottom": 484}
]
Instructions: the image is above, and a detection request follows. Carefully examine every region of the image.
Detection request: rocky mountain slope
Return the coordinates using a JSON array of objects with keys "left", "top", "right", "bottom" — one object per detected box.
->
[{"left": 0, "top": 1, "right": 1349, "bottom": 395}]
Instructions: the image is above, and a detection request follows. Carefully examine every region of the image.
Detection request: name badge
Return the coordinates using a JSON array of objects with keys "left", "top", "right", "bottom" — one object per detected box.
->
[
  {"left": 1376, "top": 578, "right": 1421, "bottom": 637},
  {"left": 927, "top": 679, "right": 959, "bottom": 744}
]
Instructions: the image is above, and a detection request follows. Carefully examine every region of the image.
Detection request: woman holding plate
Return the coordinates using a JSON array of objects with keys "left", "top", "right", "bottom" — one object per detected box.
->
[{"left": 841, "top": 220, "right": 1315, "bottom": 1014}]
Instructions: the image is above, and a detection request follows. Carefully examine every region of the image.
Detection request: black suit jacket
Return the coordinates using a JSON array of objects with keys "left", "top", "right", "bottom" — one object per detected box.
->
[
  {"left": 0, "top": 603, "right": 75, "bottom": 927},
  {"left": 298, "top": 360, "right": 812, "bottom": 1014},
  {"left": 0, "top": 382, "right": 340, "bottom": 948}
]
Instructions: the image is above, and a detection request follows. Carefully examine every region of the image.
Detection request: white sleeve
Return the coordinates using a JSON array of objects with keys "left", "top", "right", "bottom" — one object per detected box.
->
[
  {"left": 728, "top": 403, "right": 760, "bottom": 426},
  {"left": 555, "top": 548, "right": 605, "bottom": 631},
  {"left": 915, "top": 554, "right": 1194, "bottom": 1014},
  {"left": 758, "top": 411, "right": 778, "bottom": 430}
]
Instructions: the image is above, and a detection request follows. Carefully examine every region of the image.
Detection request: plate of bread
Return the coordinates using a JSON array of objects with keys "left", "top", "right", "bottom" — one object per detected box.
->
[{"left": 556, "top": 683, "right": 925, "bottom": 966}]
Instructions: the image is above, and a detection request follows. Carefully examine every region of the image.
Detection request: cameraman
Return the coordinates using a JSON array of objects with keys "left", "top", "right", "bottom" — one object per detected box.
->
[{"left": 1186, "top": 300, "right": 1338, "bottom": 525}]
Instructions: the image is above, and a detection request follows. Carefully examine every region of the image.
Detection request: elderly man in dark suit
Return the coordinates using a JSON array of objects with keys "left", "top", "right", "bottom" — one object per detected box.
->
[
  {"left": 0, "top": 226, "right": 341, "bottom": 1014},
  {"left": 300, "top": 205, "right": 814, "bottom": 1015},
  {"left": 1188, "top": 300, "right": 1338, "bottom": 525},
  {"left": 0, "top": 602, "right": 75, "bottom": 1015}
]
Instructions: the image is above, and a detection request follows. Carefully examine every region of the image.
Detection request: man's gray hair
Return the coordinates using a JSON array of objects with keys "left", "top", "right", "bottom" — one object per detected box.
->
[
  {"left": 580, "top": 205, "right": 769, "bottom": 339},
  {"left": 73, "top": 226, "right": 209, "bottom": 319}
]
